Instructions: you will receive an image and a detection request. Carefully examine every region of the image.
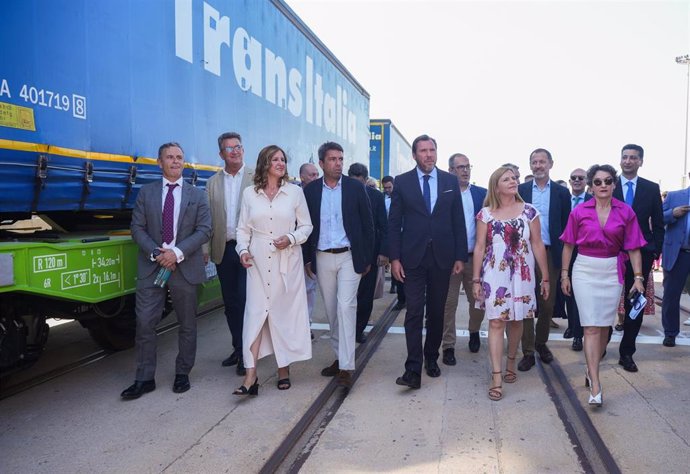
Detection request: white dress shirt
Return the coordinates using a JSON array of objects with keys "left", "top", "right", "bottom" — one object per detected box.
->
[{"left": 224, "top": 164, "right": 245, "bottom": 241}]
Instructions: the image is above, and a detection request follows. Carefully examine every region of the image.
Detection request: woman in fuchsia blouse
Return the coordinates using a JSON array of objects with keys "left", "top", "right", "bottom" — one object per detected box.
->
[{"left": 560, "top": 164, "right": 646, "bottom": 408}]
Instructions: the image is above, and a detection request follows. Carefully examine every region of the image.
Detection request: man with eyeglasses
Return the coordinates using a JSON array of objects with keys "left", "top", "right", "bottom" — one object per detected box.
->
[
  {"left": 561, "top": 168, "right": 592, "bottom": 352},
  {"left": 516, "top": 148, "right": 571, "bottom": 372},
  {"left": 612, "top": 144, "right": 664, "bottom": 371},
  {"left": 661, "top": 174, "right": 690, "bottom": 347},
  {"left": 206, "top": 132, "right": 255, "bottom": 375},
  {"left": 441, "top": 153, "right": 486, "bottom": 363}
]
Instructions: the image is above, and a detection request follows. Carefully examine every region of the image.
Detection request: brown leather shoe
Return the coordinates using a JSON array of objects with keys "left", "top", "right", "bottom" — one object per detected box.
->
[
  {"left": 321, "top": 360, "right": 339, "bottom": 377},
  {"left": 336, "top": 370, "right": 353, "bottom": 388},
  {"left": 517, "top": 354, "right": 535, "bottom": 372}
]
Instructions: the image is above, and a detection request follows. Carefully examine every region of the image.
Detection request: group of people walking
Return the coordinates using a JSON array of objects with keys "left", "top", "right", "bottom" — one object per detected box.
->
[{"left": 121, "top": 132, "right": 689, "bottom": 410}]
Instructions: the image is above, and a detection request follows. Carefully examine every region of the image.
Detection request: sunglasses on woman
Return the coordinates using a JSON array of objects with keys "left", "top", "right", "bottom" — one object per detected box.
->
[{"left": 592, "top": 177, "right": 614, "bottom": 186}]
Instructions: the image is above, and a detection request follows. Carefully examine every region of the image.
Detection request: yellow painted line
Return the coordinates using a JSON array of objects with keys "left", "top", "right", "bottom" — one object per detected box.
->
[{"left": 0, "top": 138, "right": 221, "bottom": 171}]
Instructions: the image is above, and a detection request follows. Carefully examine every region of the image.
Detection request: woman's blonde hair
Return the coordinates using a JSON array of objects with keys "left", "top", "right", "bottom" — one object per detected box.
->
[
  {"left": 483, "top": 166, "right": 524, "bottom": 209},
  {"left": 254, "top": 145, "right": 289, "bottom": 191}
]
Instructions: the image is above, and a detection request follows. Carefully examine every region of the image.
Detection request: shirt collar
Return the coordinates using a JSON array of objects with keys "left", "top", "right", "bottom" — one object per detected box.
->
[
  {"left": 416, "top": 167, "right": 438, "bottom": 180},
  {"left": 163, "top": 177, "right": 184, "bottom": 187},
  {"left": 620, "top": 175, "right": 638, "bottom": 187},
  {"left": 532, "top": 180, "right": 551, "bottom": 191},
  {"left": 323, "top": 176, "right": 343, "bottom": 190},
  {"left": 223, "top": 164, "right": 245, "bottom": 178}
]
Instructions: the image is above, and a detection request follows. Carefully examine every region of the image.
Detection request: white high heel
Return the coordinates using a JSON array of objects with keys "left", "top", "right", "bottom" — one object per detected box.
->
[{"left": 588, "top": 383, "right": 603, "bottom": 407}]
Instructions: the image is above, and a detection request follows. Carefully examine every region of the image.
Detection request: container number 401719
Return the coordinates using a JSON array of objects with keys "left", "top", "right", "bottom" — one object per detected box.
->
[{"left": 18, "top": 84, "right": 87, "bottom": 120}]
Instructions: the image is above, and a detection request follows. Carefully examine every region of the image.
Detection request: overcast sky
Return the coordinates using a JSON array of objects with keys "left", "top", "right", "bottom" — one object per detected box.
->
[{"left": 287, "top": 0, "right": 690, "bottom": 191}]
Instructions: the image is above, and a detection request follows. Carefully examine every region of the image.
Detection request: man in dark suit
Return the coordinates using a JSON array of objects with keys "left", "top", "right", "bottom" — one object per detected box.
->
[
  {"left": 122, "top": 142, "right": 211, "bottom": 399},
  {"left": 388, "top": 134, "right": 468, "bottom": 389},
  {"left": 613, "top": 144, "right": 664, "bottom": 371},
  {"left": 303, "top": 142, "right": 374, "bottom": 388},
  {"left": 347, "top": 163, "right": 388, "bottom": 344},
  {"left": 517, "top": 148, "right": 571, "bottom": 372},
  {"left": 441, "top": 153, "right": 487, "bottom": 363},
  {"left": 661, "top": 174, "right": 690, "bottom": 347},
  {"left": 383, "top": 175, "right": 406, "bottom": 309},
  {"left": 562, "top": 167, "right": 592, "bottom": 352}
]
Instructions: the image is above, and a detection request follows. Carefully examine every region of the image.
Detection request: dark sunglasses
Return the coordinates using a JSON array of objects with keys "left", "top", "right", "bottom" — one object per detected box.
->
[
  {"left": 570, "top": 175, "right": 585, "bottom": 181},
  {"left": 592, "top": 177, "right": 614, "bottom": 186}
]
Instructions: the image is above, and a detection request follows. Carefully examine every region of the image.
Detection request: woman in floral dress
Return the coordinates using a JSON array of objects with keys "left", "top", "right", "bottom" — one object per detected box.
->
[{"left": 472, "top": 166, "right": 550, "bottom": 401}]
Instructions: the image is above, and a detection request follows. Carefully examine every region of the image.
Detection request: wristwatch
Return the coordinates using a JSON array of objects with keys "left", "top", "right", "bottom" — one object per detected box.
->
[{"left": 150, "top": 248, "right": 161, "bottom": 261}]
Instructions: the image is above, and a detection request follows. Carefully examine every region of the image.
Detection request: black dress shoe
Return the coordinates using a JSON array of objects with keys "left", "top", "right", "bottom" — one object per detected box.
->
[
  {"left": 121, "top": 380, "right": 156, "bottom": 400},
  {"left": 517, "top": 354, "right": 535, "bottom": 372},
  {"left": 395, "top": 370, "right": 421, "bottom": 389},
  {"left": 563, "top": 328, "right": 573, "bottom": 339},
  {"left": 221, "top": 351, "right": 240, "bottom": 367},
  {"left": 663, "top": 336, "right": 676, "bottom": 347},
  {"left": 173, "top": 374, "right": 190, "bottom": 393},
  {"left": 618, "top": 355, "right": 638, "bottom": 372},
  {"left": 535, "top": 344, "right": 554, "bottom": 364},
  {"left": 356, "top": 333, "right": 367, "bottom": 344},
  {"left": 572, "top": 337, "right": 583, "bottom": 352},
  {"left": 468, "top": 332, "right": 480, "bottom": 353},
  {"left": 321, "top": 360, "right": 340, "bottom": 376},
  {"left": 236, "top": 357, "right": 246, "bottom": 376},
  {"left": 425, "top": 360, "right": 441, "bottom": 377},
  {"left": 442, "top": 348, "right": 457, "bottom": 366}
]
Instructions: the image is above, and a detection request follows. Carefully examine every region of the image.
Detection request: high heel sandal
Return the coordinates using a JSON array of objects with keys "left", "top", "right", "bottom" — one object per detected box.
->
[
  {"left": 488, "top": 371, "right": 503, "bottom": 401},
  {"left": 233, "top": 378, "right": 259, "bottom": 396},
  {"left": 277, "top": 367, "right": 291, "bottom": 390},
  {"left": 504, "top": 355, "right": 517, "bottom": 384},
  {"left": 588, "top": 383, "right": 602, "bottom": 407}
]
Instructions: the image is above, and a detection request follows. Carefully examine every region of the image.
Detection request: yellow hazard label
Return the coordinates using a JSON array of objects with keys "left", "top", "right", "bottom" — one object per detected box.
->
[{"left": 0, "top": 101, "right": 36, "bottom": 131}]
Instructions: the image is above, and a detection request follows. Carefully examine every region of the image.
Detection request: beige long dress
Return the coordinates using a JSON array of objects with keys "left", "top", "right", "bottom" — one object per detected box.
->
[{"left": 236, "top": 183, "right": 313, "bottom": 368}]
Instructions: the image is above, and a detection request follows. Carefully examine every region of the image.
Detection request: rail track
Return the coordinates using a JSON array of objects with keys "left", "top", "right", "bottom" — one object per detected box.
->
[{"left": 0, "top": 302, "right": 223, "bottom": 401}]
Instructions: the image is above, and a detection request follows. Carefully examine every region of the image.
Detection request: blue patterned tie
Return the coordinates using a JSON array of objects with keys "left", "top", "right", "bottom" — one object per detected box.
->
[
  {"left": 625, "top": 181, "right": 634, "bottom": 206},
  {"left": 423, "top": 175, "right": 431, "bottom": 213}
]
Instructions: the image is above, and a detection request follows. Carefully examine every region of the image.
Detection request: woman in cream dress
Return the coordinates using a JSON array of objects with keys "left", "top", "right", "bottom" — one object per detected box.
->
[{"left": 233, "top": 145, "right": 313, "bottom": 395}]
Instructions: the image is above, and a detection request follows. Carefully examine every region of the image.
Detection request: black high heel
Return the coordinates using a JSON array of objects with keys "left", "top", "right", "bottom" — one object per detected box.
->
[{"left": 233, "top": 378, "right": 259, "bottom": 396}]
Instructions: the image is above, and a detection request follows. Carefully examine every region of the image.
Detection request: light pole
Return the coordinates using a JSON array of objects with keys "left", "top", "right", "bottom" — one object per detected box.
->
[{"left": 676, "top": 54, "right": 690, "bottom": 188}]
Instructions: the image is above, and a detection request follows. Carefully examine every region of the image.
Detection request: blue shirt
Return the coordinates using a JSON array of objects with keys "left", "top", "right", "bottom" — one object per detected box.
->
[
  {"left": 620, "top": 175, "right": 638, "bottom": 203},
  {"left": 416, "top": 166, "right": 438, "bottom": 212},
  {"left": 317, "top": 177, "right": 351, "bottom": 250},
  {"left": 532, "top": 181, "right": 551, "bottom": 245},
  {"left": 571, "top": 192, "right": 586, "bottom": 210},
  {"left": 461, "top": 185, "right": 477, "bottom": 252}
]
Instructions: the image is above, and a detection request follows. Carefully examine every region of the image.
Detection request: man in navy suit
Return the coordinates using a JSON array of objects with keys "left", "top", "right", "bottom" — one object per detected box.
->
[
  {"left": 347, "top": 163, "right": 388, "bottom": 344},
  {"left": 562, "top": 168, "right": 592, "bottom": 352},
  {"left": 441, "top": 153, "right": 487, "bottom": 363},
  {"left": 388, "top": 134, "right": 468, "bottom": 389},
  {"left": 303, "top": 142, "right": 374, "bottom": 388},
  {"left": 517, "top": 148, "right": 571, "bottom": 372},
  {"left": 612, "top": 144, "right": 664, "bottom": 371},
  {"left": 661, "top": 174, "right": 690, "bottom": 347}
]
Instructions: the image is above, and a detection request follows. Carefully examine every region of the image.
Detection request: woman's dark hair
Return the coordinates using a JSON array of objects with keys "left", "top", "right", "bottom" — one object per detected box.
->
[
  {"left": 254, "top": 145, "right": 289, "bottom": 191},
  {"left": 585, "top": 164, "right": 617, "bottom": 187}
]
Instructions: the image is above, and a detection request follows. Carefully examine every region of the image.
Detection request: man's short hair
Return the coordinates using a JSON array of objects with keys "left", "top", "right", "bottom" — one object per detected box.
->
[
  {"left": 412, "top": 134, "right": 437, "bottom": 154},
  {"left": 502, "top": 162, "right": 519, "bottom": 171},
  {"left": 448, "top": 153, "right": 468, "bottom": 169},
  {"left": 299, "top": 163, "right": 314, "bottom": 175},
  {"left": 347, "top": 162, "right": 369, "bottom": 179},
  {"left": 530, "top": 148, "right": 553, "bottom": 162},
  {"left": 381, "top": 175, "right": 394, "bottom": 184},
  {"left": 217, "top": 132, "right": 241, "bottom": 151},
  {"left": 622, "top": 144, "right": 644, "bottom": 160},
  {"left": 158, "top": 142, "right": 184, "bottom": 160},
  {"left": 318, "top": 141, "right": 343, "bottom": 161}
]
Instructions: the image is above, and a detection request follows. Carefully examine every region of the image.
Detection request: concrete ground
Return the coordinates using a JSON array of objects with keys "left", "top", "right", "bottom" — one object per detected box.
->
[{"left": 1, "top": 271, "right": 689, "bottom": 473}]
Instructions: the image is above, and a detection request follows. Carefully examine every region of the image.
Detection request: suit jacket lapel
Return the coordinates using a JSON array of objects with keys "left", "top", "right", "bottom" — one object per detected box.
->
[
  {"left": 549, "top": 180, "right": 559, "bottom": 227},
  {"left": 153, "top": 181, "right": 164, "bottom": 235},
  {"left": 177, "top": 182, "right": 191, "bottom": 229}
]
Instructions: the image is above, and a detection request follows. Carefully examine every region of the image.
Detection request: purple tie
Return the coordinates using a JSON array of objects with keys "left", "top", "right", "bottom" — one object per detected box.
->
[{"left": 162, "top": 183, "right": 178, "bottom": 244}]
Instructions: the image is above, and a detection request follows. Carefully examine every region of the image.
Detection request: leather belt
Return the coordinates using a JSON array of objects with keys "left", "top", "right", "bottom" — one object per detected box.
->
[{"left": 319, "top": 247, "right": 350, "bottom": 254}]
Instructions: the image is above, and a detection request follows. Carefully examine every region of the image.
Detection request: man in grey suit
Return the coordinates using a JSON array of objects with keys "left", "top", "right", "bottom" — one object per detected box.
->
[
  {"left": 206, "top": 132, "right": 255, "bottom": 375},
  {"left": 121, "top": 142, "right": 211, "bottom": 400}
]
